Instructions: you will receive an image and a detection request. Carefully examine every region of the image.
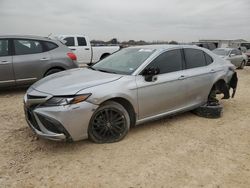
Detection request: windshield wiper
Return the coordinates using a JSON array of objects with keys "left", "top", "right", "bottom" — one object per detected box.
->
[
  {"left": 97, "top": 69, "right": 117, "bottom": 74},
  {"left": 88, "top": 66, "right": 96, "bottom": 71}
]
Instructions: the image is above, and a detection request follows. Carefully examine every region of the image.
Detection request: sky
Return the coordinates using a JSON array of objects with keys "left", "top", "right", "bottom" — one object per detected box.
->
[{"left": 0, "top": 0, "right": 249, "bottom": 42}]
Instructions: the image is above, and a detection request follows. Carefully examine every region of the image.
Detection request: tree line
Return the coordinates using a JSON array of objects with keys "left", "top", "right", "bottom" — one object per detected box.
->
[{"left": 91, "top": 38, "right": 178, "bottom": 47}]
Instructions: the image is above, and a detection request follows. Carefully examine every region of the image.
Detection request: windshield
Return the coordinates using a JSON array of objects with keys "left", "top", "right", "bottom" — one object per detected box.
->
[
  {"left": 92, "top": 48, "right": 156, "bottom": 75},
  {"left": 213, "top": 49, "right": 230, "bottom": 56}
]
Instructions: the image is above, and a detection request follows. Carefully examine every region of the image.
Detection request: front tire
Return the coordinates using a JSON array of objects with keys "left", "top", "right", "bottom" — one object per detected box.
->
[{"left": 88, "top": 101, "right": 130, "bottom": 143}]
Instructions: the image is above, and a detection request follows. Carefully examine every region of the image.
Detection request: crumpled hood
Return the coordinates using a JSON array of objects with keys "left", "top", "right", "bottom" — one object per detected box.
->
[{"left": 31, "top": 68, "right": 122, "bottom": 96}]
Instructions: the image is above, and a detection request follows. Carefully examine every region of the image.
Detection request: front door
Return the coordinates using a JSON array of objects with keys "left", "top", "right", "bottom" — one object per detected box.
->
[
  {"left": 136, "top": 49, "right": 188, "bottom": 120},
  {"left": 229, "top": 49, "right": 241, "bottom": 67},
  {"left": 0, "top": 39, "right": 15, "bottom": 87},
  {"left": 75, "top": 37, "right": 91, "bottom": 64}
]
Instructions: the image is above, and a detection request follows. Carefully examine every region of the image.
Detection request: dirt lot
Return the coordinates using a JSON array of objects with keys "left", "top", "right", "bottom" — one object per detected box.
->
[{"left": 0, "top": 68, "right": 250, "bottom": 188}]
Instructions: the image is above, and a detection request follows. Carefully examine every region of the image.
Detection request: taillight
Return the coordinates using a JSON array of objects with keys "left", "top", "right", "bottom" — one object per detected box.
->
[{"left": 67, "top": 52, "right": 77, "bottom": 61}]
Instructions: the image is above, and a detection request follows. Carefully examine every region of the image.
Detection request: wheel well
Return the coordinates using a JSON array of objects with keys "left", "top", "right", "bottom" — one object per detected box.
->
[
  {"left": 100, "top": 53, "right": 110, "bottom": 60},
  {"left": 209, "top": 79, "right": 230, "bottom": 100},
  {"left": 44, "top": 67, "right": 65, "bottom": 77},
  {"left": 102, "top": 98, "right": 136, "bottom": 126}
]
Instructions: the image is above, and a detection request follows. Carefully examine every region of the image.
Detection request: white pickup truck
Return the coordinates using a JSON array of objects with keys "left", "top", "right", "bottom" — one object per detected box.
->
[{"left": 55, "top": 35, "right": 120, "bottom": 65}]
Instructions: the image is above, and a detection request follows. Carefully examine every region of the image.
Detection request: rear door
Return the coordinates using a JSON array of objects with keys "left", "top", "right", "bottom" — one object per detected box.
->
[
  {"left": 0, "top": 39, "right": 15, "bottom": 87},
  {"left": 12, "top": 39, "right": 51, "bottom": 85},
  {"left": 182, "top": 48, "right": 214, "bottom": 106}
]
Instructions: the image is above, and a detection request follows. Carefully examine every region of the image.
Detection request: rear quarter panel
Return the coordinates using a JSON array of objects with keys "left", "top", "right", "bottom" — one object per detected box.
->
[{"left": 46, "top": 45, "right": 79, "bottom": 72}]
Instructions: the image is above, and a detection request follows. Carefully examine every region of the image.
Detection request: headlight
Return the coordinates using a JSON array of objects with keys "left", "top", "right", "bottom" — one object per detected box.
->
[{"left": 42, "top": 94, "right": 91, "bottom": 107}]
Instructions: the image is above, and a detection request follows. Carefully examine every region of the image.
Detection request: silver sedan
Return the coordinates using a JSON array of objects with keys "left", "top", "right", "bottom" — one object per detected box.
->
[
  {"left": 24, "top": 45, "right": 237, "bottom": 143},
  {"left": 213, "top": 48, "right": 246, "bottom": 69}
]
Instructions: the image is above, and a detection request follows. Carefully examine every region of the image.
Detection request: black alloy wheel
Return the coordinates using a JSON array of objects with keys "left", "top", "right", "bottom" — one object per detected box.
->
[{"left": 88, "top": 101, "right": 130, "bottom": 143}]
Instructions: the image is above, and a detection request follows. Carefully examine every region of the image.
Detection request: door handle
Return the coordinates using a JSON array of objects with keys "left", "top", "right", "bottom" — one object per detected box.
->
[
  {"left": 210, "top": 69, "right": 216, "bottom": 73},
  {"left": 178, "top": 75, "right": 186, "bottom": 80},
  {"left": 71, "top": 48, "right": 76, "bottom": 51},
  {"left": 85, "top": 48, "right": 90, "bottom": 50},
  {"left": 0, "top": 60, "right": 9, "bottom": 65},
  {"left": 40, "top": 57, "right": 50, "bottom": 61}
]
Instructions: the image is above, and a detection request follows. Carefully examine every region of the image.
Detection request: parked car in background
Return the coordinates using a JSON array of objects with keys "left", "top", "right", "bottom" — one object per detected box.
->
[
  {"left": 213, "top": 48, "right": 246, "bottom": 69},
  {"left": 244, "top": 49, "right": 250, "bottom": 65},
  {"left": 24, "top": 45, "right": 237, "bottom": 143},
  {"left": 55, "top": 35, "right": 120, "bottom": 65},
  {"left": 0, "top": 35, "right": 78, "bottom": 88}
]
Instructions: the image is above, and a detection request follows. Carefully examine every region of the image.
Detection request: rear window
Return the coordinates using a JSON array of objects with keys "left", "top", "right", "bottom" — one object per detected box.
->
[
  {"left": 45, "top": 41, "right": 58, "bottom": 51},
  {"left": 204, "top": 53, "right": 213, "bottom": 65},
  {"left": 184, "top": 48, "right": 206, "bottom": 69}
]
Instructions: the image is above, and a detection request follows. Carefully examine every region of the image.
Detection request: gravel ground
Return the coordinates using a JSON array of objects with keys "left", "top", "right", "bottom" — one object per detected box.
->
[{"left": 0, "top": 67, "right": 250, "bottom": 188}]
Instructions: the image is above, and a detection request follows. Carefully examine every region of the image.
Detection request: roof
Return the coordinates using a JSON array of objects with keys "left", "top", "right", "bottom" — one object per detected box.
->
[
  {"left": 128, "top": 44, "right": 200, "bottom": 50},
  {"left": 0, "top": 35, "right": 53, "bottom": 41},
  {"left": 214, "top": 48, "right": 233, "bottom": 51},
  {"left": 199, "top": 39, "right": 247, "bottom": 43}
]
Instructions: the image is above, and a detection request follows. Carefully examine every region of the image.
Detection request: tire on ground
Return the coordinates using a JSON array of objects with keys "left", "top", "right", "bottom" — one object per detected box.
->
[
  {"left": 88, "top": 101, "right": 130, "bottom": 144},
  {"left": 193, "top": 103, "right": 223, "bottom": 119}
]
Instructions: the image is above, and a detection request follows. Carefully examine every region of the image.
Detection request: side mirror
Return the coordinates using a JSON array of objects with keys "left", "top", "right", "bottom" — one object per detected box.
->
[
  {"left": 230, "top": 53, "right": 236, "bottom": 57},
  {"left": 142, "top": 67, "right": 160, "bottom": 82}
]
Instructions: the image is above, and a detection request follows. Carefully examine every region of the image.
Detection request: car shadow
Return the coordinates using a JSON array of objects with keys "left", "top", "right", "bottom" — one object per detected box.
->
[
  {"left": 0, "top": 86, "right": 28, "bottom": 96},
  {"left": 20, "top": 111, "right": 194, "bottom": 153}
]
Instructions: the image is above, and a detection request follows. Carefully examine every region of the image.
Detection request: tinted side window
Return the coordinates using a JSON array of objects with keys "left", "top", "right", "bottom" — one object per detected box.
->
[
  {"left": 0, "top": 39, "right": 8, "bottom": 56},
  {"left": 77, "top": 37, "right": 87, "bottom": 46},
  {"left": 14, "top": 40, "right": 43, "bottom": 55},
  {"left": 146, "top": 49, "right": 183, "bottom": 74},
  {"left": 45, "top": 41, "right": 58, "bottom": 51},
  {"left": 184, "top": 49, "right": 206, "bottom": 69},
  {"left": 64, "top": 37, "right": 75, "bottom": 46},
  {"left": 204, "top": 53, "right": 213, "bottom": 65}
]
